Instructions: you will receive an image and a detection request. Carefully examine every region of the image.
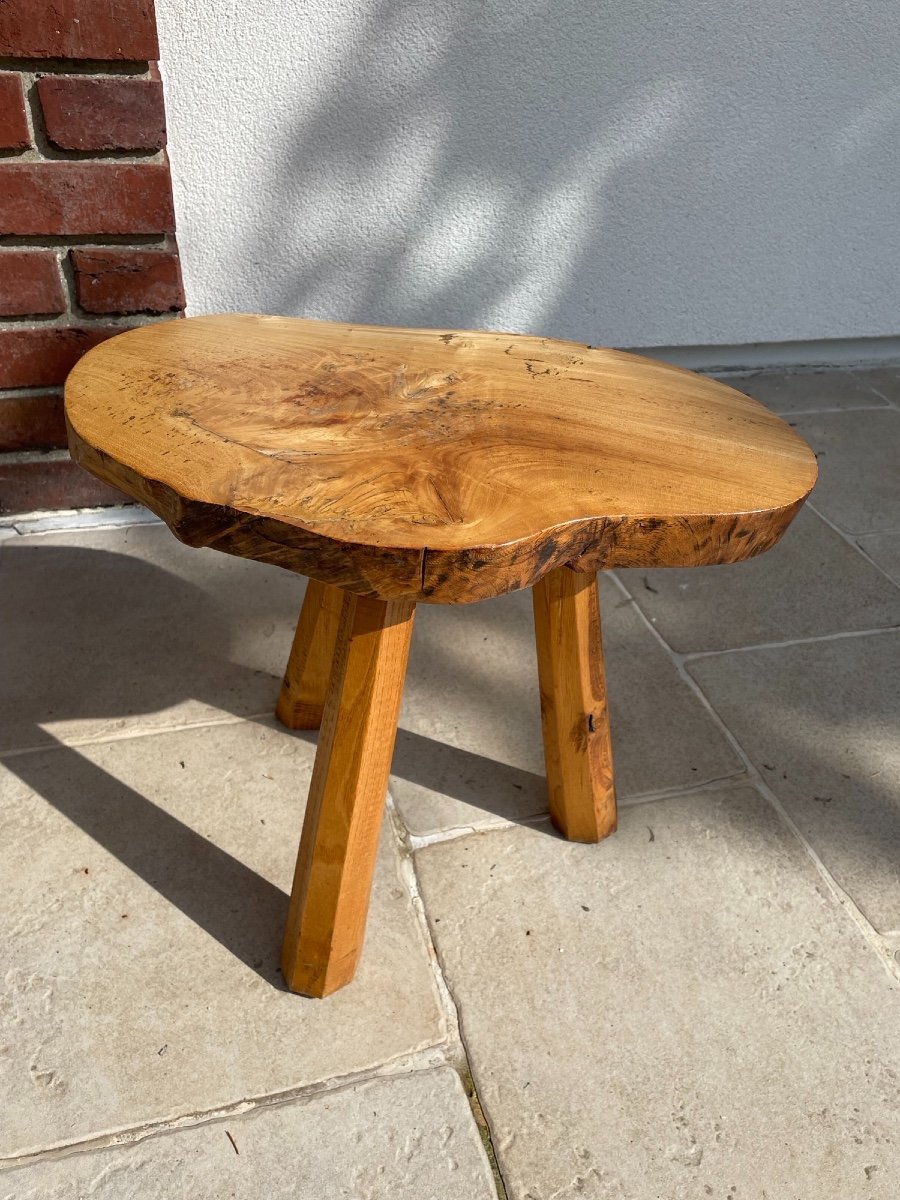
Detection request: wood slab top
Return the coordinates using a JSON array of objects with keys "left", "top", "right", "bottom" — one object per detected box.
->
[{"left": 65, "top": 314, "right": 817, "bottom": 603}]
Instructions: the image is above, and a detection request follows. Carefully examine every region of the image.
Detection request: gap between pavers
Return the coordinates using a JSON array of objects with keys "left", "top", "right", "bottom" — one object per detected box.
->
[{"left": 0, "top": 1066, "right": 499, "bottom": 1199}]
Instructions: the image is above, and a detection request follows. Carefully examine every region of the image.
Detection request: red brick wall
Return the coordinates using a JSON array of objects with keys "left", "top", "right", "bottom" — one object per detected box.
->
[{"left": 0, "top": 0, "right": 184, "bottom": 514}]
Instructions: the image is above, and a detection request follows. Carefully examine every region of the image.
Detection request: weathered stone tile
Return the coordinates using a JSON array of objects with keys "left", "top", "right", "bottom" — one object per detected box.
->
[
  {"left": 0, "top": 523, "right": 302, "bottom": 753},
  {"left": 394, "top": 581, "right": 740, "bottom": 837},
  {"left": 0, "top": 1068, "right": 495, "bottom": 1198},
  {"left": 792, "top": 409, "right": 900, "bottom": 535},
  {"left": 416, "top": 787, "right": 900, "bottom": 1199},
  {"left": 729, "top": 368, "right": 885, "bottom": 413},
  {"left": 619, "top": 506, "right": 900, "bottom": 652},
  {"left": 0, "top": 719, "right": 444, "bottom": 1157},
  {"left": 858, "top": 531, "right": 900, "bottom": 586},
  {"left": 690, "top": 632, "right": 900, "bottom": 931}
]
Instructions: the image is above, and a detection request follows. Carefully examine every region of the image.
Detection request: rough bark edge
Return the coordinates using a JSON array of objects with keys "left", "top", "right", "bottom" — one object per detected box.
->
[{"left": 67, "top": 416, "right": 815, "bottom": 604}]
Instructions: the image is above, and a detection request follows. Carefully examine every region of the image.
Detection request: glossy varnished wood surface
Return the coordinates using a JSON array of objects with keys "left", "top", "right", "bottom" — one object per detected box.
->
[
  {"left": 281, "top": 591, "right": 415, "bottom": 997},
  {"left": 276, "top": 578, "right": 343, "bottom": 731},
  {"left": 65, "top": 314, "right": 817, "bottom": 603},
  {"left": 533, "top": 567, "right": 616, "bottom": 842}
]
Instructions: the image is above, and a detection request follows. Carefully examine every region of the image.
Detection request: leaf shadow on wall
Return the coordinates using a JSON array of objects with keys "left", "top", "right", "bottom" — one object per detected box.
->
[{"left": 223, "top": 0, "right": 697, "bottom": 342}]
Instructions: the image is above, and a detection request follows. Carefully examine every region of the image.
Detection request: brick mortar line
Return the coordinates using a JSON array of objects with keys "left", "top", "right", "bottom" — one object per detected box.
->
[
  {"left": 0, "top": 234, "right": 170, "bottom": 247},
  {"left": 0, "top": 448, "right": 70, "bottom": 465},
  {"left": 0, "top": 312, "right": 178, "bottom": 331},
  {"left": 0, "top": 58, "right": 151, "bottom": 77},
  {"left": 57, "top": 241, "right": 80, "bottom": 314},
  {"left": 17, "top": 66, "right": 39, "bottom": 156},
  {"left": 608, "top": 569, "right": 900, "bottom": 986},
  {"left": 0, "top": 314, "right": 70, "bottom": 329},
  {"left": 0, "top": 385, "right": 62, "bottom": 400},
  {"left": 4, "top": 146, "right": 165, "bottom": 164}
]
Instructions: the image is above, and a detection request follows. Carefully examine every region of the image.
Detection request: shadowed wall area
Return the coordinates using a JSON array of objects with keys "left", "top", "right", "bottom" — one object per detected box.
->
[{"left": 156, "top": 0, "right": 900, "bottom": 349}]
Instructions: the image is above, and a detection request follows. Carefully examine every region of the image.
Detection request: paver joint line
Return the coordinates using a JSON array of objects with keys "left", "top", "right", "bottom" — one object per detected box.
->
[
  {"left": 681, "top": 623, "right": 900, "bottom": 662},
  {"left": 608, "top": 571, "right": 900, "bottom": 986},
  {"left": 0, "top": 1052, "right": 459, "bottom": 1171}
]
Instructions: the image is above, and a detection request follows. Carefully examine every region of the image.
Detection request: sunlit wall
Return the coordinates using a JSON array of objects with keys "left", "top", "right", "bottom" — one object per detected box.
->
[{"left": 156, "top": 0, "right": 900, "bottom": 351}]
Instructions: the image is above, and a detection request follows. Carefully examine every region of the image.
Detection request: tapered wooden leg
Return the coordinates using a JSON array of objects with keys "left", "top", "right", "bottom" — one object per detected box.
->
[
  {"left": 276, "top": 578, "right": 344, "bottom": 730},
  {"left": 281, "top": 590, "right": 415, "bottom": 997},
  {"left": 532, "top": 566, "right": 616, "bottom": 842}
]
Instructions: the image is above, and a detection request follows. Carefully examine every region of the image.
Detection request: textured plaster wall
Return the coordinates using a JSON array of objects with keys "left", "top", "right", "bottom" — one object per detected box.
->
[{"left": 155, "top": 0, "right": 900, "bottom": 349}]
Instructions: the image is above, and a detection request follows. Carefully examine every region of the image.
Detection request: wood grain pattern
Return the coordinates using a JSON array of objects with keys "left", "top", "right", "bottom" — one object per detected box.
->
[
  {"left": 276, "top": 578, "right": 343, "bottom": 730},
  {"left": 65, "top": 314, "right": 817, "bottom": 603},
  {"left": 533, "top": 567, "right": 616, "bottom": 842},
  {"left": 281, "top": 590, "right": 415, "bottom": 997}
]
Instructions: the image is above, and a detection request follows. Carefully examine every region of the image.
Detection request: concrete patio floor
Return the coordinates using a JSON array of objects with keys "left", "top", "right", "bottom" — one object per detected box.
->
[{"left": 1, "top": 366, "right": 899, "bottom": 1197}]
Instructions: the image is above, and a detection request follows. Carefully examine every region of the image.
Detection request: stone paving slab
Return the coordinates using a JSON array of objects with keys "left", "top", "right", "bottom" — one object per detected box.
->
[
  {"left": 0, "top": 1067, "right": 496, "bottom": 1198},
  {"left": 791, "top": 409, "right": 900, "bottom": 535},
  {"left": 0, "top": 719, "right": 444, "bottom": 1158},
  {"left": 0, "top": 523, "right": 302, "bottom": 754},
  {"left": 618, "top": 506, "right": 900, "bottom": 652},
  {"left": 394, "top": 580, "right": 741, "bottom": 837},
  {"left": 689, "top": 631, "right": 900, "bottom": 932},
  {"left": 415, "top": 786, "right": 900, "bottom": 1200},
  {"left": 858, "top": 531, "right": 900, "bottom": 586},
  {"left": 729, "top": 368, "right": 884, "bottom": 413}
]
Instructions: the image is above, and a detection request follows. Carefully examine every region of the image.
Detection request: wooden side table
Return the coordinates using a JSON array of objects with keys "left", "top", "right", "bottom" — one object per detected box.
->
[{"left": 65, "top": 315, "right": 817, "bottom": 997}]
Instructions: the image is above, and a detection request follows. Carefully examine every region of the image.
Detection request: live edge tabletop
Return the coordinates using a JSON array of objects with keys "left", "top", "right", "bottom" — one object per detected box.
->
[
  {"left": 63, "top": 314, "right": 817, "bottom": 997},
  {"left": 64, "top": 314, "right": 817, "bottom": 606}
]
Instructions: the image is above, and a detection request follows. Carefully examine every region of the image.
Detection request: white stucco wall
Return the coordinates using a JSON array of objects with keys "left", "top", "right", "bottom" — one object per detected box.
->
[{"left": 155, "top": 0, "right": 900, "bottom": 352}]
